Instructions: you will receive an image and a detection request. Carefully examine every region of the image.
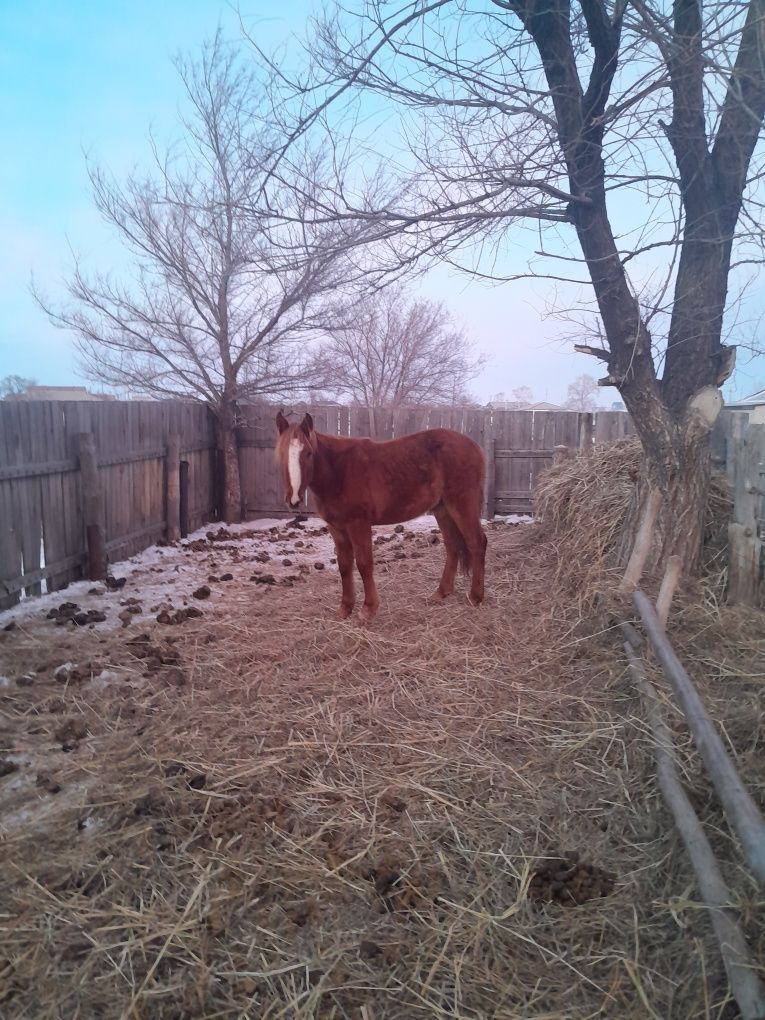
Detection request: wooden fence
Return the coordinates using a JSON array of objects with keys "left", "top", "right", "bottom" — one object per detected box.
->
[
  {"left": 0, "top": 401, "right": 216, "bottom": 611},
  {"left": 237, "top": 404, "right": 636, "bottom": 518},
  {"left": 2, "top": 399, "right": 762, "bottom": 611}
]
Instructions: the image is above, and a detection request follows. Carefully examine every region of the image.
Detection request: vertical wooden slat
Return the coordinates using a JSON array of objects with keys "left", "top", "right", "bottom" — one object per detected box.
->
[
  {"left": 179, "top": 460, "right": 190, "bottom": 538},
  {"left": 166, "top": 433, "right": 181, "bottom": 542},
  {"left": 78, "top": 432, "right": 106, "bottom": 581},
  {"left": 0, "top": 404, "right": 22, "bottom": 609},
  {"left": 728, "top": 423, "right": 765, "bottom": 607}
]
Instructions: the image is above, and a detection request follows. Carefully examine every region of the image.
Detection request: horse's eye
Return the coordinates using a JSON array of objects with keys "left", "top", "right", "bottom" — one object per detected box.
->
[{"left": 306, "top": 451, "right": 313, "bottom": 459}]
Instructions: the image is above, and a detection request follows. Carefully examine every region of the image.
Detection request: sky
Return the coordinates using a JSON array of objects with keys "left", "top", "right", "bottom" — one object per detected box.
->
[{"left": 1, "top": 0, "right": 764, "bottom": 406}]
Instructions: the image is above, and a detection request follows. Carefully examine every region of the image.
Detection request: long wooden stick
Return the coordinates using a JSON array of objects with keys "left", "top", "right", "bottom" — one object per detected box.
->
[
  {"left": 619, "top": 488, "right": 662, "bottom": 593},
  {"left": 625, "top": 642, "right": 765, "bottom": 1020},
  {"left": 634, "top": 590, "right": 765, "bottom": 886},
  {"left": 655, "top": 554, "right": 682, "bottom": 629}
]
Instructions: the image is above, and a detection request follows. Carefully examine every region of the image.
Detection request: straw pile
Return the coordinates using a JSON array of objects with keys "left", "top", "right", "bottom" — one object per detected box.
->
[
  {"left": 535, "top": 437, "right": 733, "bottom": 604},
  {"left": 0, "top": 498, "right": 762, "bottom": 1018}
]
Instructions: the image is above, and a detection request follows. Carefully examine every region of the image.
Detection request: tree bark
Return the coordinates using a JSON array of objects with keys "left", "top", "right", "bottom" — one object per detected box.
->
[
  {"left": 617, "top": 428, "right": 712, "bottom": 575},
  {"left": 216, "top": 399, "right": 243, "bottom": 524}
]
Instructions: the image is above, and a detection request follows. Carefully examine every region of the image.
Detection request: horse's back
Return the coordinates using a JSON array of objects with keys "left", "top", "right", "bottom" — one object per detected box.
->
[{"left": 377, "top": 427, "right": 483, "bottom": 460}]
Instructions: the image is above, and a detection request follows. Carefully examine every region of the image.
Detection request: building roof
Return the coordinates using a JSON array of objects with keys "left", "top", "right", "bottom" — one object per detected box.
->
[
  {"left": 5, "top": 385, "right": 116, "bottom": 401},
  {"left": 726, "top": 388, "right": 765, "bottom": 409}
]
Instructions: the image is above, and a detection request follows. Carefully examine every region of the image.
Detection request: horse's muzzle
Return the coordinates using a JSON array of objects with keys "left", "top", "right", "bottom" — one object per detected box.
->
[{"left": 288, "top": 500, "right": 301, "bottom": 509}]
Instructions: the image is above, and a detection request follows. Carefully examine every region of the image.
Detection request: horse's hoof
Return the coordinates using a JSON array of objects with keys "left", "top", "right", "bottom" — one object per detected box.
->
[
  {"left": 466, "top": 592, "right": 484, "bottom": 607},
  {"left": 359, "top": 604, "right": 378, "bottom": 623},
  {"left": 336, "top": 604, "right": 353, "bottom": 620},
  {"left": 429, "top": 589, "right": 451, "bottom": 603}
]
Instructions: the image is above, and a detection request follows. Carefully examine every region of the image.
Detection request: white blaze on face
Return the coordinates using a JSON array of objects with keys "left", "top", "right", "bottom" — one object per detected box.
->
[{"left": 288, "top": 437, "right": 302, "bottom": 504}]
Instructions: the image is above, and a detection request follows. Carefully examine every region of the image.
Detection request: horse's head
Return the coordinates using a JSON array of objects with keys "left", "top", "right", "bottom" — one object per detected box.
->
[{"left": 275, "top": 411, "right": 317, "bottom": 509}]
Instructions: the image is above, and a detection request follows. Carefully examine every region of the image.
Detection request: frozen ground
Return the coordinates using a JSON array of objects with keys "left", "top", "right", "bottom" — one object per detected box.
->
[{"left": 0, "top": 513, "right": 531, "bottom": 636}]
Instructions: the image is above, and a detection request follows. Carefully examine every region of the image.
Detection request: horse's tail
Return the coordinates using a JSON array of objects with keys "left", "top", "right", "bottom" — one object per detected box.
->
[{"left": 456, "top": 531, "right": 471, "bottom": 575}]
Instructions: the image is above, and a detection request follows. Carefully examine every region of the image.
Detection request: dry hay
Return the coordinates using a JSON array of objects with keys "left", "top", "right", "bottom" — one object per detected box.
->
[
  {"left": 0, "top": 512, "right": 763, "bottom": 1019},
  {"left": 535, "top": 437, "right": 733, "bottom": 605}
]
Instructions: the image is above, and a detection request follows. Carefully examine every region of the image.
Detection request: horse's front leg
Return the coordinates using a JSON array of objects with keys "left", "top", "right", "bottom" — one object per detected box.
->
[
  {"left": 346, "top": 521, "right": 379, "bottom": 622},
  {"left": 329, "top": 525, "right": 355, "bottom": 619}
]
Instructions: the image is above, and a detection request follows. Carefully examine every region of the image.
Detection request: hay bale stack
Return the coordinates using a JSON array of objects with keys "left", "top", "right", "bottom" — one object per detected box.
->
[{"left": 535, "top": 438, "right": 732, "bottom": 598}]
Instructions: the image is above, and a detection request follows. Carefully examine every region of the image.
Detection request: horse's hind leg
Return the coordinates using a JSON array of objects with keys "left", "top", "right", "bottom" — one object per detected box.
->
[
  {"left": 431, "top": 503, "right": 461, "bottom": 602},
  {"left": 443, "top": 498, "right": 487, "bottom": 606},
  {"left": 346, "top": 520, "right": 379, "bottom": 622},
  {"left": 329, "top": 525, "right": 355, "bottom": 620}
]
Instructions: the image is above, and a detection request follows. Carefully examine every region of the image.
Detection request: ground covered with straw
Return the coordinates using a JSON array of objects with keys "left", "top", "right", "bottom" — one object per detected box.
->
[{"left": 1, "top": 466, "right": 763, "bottom": 1018}]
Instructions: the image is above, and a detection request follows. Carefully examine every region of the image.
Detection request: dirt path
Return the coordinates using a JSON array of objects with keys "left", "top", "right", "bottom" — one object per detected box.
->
[{"left": 0, "top": 519, "right": 759, "bottom": 1018}]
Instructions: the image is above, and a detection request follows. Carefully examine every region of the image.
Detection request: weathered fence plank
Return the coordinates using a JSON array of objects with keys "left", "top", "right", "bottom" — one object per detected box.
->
[
  {"left": 728, "top": 422, "right": 765, "bottom": 607},
  {"left": 166, "top": 434, "right": 181, "bottom": 543}
]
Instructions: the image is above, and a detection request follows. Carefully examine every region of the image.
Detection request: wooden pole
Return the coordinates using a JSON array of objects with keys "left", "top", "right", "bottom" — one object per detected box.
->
[
  {"left": 655, "top": 554, "right": 682, "bottom": 629},
  {"left": 634, "top": 590, "right": 765, "bottom": 886},
  {"left": 484, "top": 437, "right": 497, "bottom": 520},
  {"left": 728, "top": 422, "right": 764, "bottom": 607},
  {"left": 166, "top": 434, "right": 181, "bottom": 543},
  {"left": 179, "top": 460, "right": 190, "bottom": 538},
  {"left": 578, "top": 412, "right": 594, "bottom": 457},
  {"left": 77, "top": 432, "right": 106, "bottom": 581},
  {"left": 618, "top": 488, "right": 661, "bottom": 594},
  {"left": 624, "top": 642, "right": 765, "bottom": 1020}
]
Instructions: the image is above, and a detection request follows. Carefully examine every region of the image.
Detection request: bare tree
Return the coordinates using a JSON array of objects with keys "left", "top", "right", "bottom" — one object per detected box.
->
[
  {"left": 511, "top": 386, "right": 535, "bottom": 408},
  {"left": 0, "top": 376, "right": 37, "bottom": 398},
  {"left": 565, "top": 374, "right": 601, "bottom": 412},
  {"left": 36, "top": 35, "right": 369, "bottom": 522},
  {"left": 284, "top": 0, "right": 765, "bottom": 572},
  {"left": 310, "top": 287, "right": 481, "bottom": 434},
  {"left": 489, "top": 386, "right": 535, "bottom": 408}
]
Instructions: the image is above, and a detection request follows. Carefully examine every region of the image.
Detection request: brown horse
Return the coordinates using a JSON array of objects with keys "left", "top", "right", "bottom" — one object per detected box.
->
[{"left": 275, "top": 411, "right": 487, "bottom": 621}]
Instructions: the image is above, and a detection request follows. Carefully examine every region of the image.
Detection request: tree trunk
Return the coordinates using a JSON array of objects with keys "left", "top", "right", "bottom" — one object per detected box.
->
[
  {"left": 215, "top": 401, "right": 242, "bottom": 524},
  {"left": 616, "top": 419, "right": 714, "bottom": 577}
]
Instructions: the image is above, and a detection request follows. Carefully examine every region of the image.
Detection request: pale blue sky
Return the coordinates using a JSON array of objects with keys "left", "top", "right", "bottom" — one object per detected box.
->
[{"left": 1, "top": 1, "right": 763, "bottom": 404}]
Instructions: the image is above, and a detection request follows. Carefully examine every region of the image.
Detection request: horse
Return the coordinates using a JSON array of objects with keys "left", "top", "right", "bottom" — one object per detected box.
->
[{"left": 275, "top": 411, "right": 487, "bottom": 621}]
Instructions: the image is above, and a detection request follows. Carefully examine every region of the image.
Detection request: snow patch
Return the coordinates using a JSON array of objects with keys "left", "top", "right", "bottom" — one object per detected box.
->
[{"left": 0, "top": 514, "right": 448, "bottom": 633}]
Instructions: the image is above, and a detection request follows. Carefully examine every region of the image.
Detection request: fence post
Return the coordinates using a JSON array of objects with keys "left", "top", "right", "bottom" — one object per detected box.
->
[
  {"left": 578, "top": 412, "right": 594, "bottom": 456},
  {"left": 179, "top": 460, "right": 190, "bottom": 538},
  {"left": 485, "top": 436, "right": 497, "bottom": 522},
  {"left": 728, "top": 423, "right": 764, "bottom": 607},
  {"left": 166, "top": 434, "right": 181, "bottom": 542},
  {"left": 77, "top": 432, "right": 106, "bottom": 580}
]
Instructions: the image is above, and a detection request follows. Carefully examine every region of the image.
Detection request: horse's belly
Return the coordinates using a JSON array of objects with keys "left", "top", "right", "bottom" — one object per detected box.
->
[{"left": 375, "top": 490, "right": 438, "bottom": 525}]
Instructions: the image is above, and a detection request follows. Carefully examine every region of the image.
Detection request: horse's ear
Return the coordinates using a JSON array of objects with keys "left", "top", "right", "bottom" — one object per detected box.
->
[
  {"left": 276, "top": 410, "right": 289, "bottom": 434},
  {"left": 300, "top": 412, "right": 314, "bottom": 436}
]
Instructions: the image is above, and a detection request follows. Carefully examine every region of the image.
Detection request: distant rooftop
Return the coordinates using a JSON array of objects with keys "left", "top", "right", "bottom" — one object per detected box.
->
[
  {"left": 5, "top": 385, "right": 116, "bottom": 402},
  {"left": 727, "top": 388, "right": 765, "bottom": 408},
  {"left": 488, "top": 400, "right": 565, "bottom": 411}
]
